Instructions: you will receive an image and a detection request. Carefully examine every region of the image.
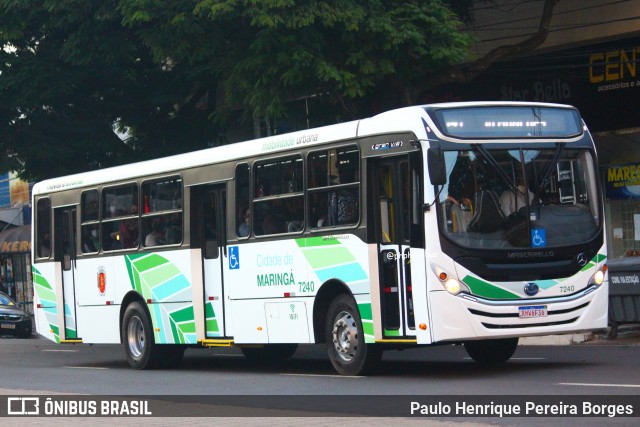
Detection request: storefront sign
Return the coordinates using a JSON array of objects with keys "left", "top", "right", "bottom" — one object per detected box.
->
[
  {"left": 605, "top": 163, "right": 640, "bottom": 199},
  {"left": 432, "top": 36, "right": 640, "bottom": 133},
  {"left": 589, "top": 47, "right": 640, "bottom": 91},
  {"left": 0, "top": 226, "right": 31, "bottom": 253},
  {"left": 609, "top": 269, "right": 640, "bottom": 296}
]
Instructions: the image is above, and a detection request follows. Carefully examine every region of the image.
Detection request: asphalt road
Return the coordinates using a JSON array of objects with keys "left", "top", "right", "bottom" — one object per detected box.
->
[{"left": 0, "top": 334, "right": 638, "bottom": 426}]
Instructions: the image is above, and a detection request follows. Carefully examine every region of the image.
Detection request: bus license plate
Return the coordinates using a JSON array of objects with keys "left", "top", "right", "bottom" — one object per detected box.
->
[
  {"left": 518, "top": 305, "right": 547, "bottom": 319},
  {"left": 1, "top": 323, "right": 16, "bottom": 329}
]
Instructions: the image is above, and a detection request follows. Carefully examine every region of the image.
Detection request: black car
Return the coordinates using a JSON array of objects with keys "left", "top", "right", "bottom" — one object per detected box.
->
[{"left": 0, "top": 291, "right": 32, "bottom": 338}]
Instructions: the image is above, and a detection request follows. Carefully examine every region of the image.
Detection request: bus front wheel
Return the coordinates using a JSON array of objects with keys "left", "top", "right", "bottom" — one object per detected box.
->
[
  {"left": 122, "top": 302, "right": 161, "bottom": 369},
  {"left": 325, "top": 294, "right": 381, "bottom": 376},
  {"left": 464, "top": 337, "right": 519, "bottom": 364}
]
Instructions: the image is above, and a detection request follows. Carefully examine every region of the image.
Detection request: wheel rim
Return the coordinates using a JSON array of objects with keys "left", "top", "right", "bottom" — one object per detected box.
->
[
  {"left": 331, "top": 310, "right": 358, "bottom": 363},
  {"left": 126, "top": 315, "right": 145, "bottom": 359}
]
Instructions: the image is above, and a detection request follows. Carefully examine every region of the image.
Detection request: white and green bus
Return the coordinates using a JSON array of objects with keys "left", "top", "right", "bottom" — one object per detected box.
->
[{"left": 32, "top": 102, "right": 607, "bottom": 375}]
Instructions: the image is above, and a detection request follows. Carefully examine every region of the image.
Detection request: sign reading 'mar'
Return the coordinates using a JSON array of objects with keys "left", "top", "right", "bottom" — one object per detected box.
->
[{"left": 606, "top": 163, "right": 640, "bottom": 199}]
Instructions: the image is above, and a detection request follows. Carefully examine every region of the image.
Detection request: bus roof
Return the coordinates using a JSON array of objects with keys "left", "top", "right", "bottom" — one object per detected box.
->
[{"left": 31, "top": 102, "right": 581, "bottom": 195}]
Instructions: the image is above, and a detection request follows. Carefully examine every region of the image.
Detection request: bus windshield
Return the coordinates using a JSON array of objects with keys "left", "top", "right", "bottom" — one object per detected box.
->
[{"left": 438, "top": 146, "right": 600, "bottom": 249}]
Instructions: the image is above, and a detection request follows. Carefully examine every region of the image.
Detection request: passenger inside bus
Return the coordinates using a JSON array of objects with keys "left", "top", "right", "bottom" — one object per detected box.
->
[
  {"left": 144, "top": 218, "right": 166, "bottom": 247},
  {"left": 446, "top": 153, "right": 475, "bottom": 211},
  {"left": 237, "top": 207, "right": 250, "bottom": 237},
  {"left": 38, "top": 232, "right": 51, "bottom": 258},
  {"left": 82, "top": 225, "right": 100, "bottom": 253},
  {"left": 499, "top": 175, "right": 534, "bottom": 217},
  {"left": 117, "top": 203, "right": 139, "bottom": 249},
  {"left": 330, "top": 167, "right": 358, "bottom": 225},
  {"left": 164, "top": 213, "right": 182, "bottom": 244},
  {"left": 262, "top": 212, "right": 280, "bottom": 234}
]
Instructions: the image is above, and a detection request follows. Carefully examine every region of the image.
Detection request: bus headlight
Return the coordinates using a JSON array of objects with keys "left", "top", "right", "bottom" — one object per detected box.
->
[
  {"left": 434, "top": 267, "right": 471, "bottom": 295},
  {"left": 444, "top": 279, "right": 461, "bottom": 294},
  {"left": 592, "top": 270, "right": 605, "bottom": 286},
  {"left": 444, "top": 278, "right": 470, "bottom": 295}
]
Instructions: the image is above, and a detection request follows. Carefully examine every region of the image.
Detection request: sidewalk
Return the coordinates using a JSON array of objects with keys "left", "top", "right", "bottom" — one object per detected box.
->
[{"left": 520, "top": 324, "right": 640, "bottom": 346}]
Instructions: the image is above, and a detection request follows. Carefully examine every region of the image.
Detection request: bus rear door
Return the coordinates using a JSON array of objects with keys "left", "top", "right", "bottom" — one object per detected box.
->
[
  {"left": 191, "top": 184, "right": 229, "bottom": 339},
  {"left": 54, "top": 206, "right": 80, "bottom": 341}
]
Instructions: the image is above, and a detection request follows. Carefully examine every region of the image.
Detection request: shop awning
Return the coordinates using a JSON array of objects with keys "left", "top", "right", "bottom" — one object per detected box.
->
[{"left": 0, "top": 225, "right": 31, "bottom": 254}]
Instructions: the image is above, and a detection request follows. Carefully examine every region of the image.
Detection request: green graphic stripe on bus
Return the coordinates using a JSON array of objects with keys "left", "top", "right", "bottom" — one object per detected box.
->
[
  {"left": 358, "top": 302, "right": 374, "bottom": 343},
  {"left": 296, "top": 237, "right": 374, "bottom": 342},
  {"left": 580, "top": 254, "right": 608, "bottom": 272},
  {"left": 31, "top": 266, "right": 60, "bottom": 343},
  {"left": 64, "top": 303, "right": 77, "bottom": 339},
  {"left": 168, "top": 306, "right": 197, "bottom": 343},
  {"left": 302, "top": 246, "right": 356, "bottom": 269},
  {"left": 463, "top": 253, "right": 607, "bottom": 298},
  {"left": 205, "top": 302, "right": 221, "bottom": 336},
  {"left": 535, "top": 279, "right": 563, "bottom": 290},
  {"left": 295, "top": 237, "right": 341, "bottom": 248},
  {"left": 124, "top": 254, "right": 197, "bottom": 344},
  {"left": 462, "top": 276, "right": 521, "bottom": 300}
]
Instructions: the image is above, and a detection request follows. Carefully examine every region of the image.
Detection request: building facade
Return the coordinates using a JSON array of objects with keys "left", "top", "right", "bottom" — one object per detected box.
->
[
  {"left": 445, "top": 0, "right": 640, "bottom": 261},
  {"left": 0, "top": 172, "right": 34, "bottom": 314}
]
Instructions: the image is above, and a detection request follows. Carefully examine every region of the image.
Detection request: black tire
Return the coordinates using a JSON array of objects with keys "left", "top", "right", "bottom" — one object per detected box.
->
[
  {"left": 325, "top": 294, "right": 381, "bottom": 376},
  {"left": 464, "top": 337, "right": 519, "bottom": 364},
  {"left": 241, "top": 344, "right": 298, "bottom": 361},
  {"left": 122, "top": 302, "right": 161, "bottom": 369}
]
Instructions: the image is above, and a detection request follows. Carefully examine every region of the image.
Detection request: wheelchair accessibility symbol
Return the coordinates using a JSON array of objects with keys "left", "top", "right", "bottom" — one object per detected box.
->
[
  {"left": 228, "top": 246, "right": 240, "bottom": 269},
  {"left": 531, "top": 228, "right": 546, "bottom": 248}
]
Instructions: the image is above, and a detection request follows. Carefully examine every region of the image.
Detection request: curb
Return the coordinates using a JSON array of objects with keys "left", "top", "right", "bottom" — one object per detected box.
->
[
  {"left": 520, "top": 332, "right": 593, "bottom": 345},
  {"left": 520, "top": 325, "right": 640, "bottom": 345}
]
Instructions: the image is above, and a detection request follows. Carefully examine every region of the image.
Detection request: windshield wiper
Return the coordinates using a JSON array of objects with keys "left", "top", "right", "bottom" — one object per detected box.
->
[{"left": 472, "top": 144, "right": 518, "bottom": 192}]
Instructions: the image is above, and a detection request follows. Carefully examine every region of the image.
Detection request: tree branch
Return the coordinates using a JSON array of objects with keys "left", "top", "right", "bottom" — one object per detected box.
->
[{"left": 429, "top": 0, "right": 562, "bottom": 88}]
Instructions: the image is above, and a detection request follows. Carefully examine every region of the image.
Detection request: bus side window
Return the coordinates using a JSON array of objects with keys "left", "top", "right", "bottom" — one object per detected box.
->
[
  {"left": 235, "top": 164, "right": 250, "bottom": 238},
  {"left": 308, "top": 146, "right": 360, "bottom": 229},
  {"left": 141, "top": 176, "right": 183, "bottom": 247},
  {"left": 253, "top": 156, "right": 303, "bottom": 236},
  {"left": 101, "top": 184, "right": 139, "bottom": 251},
  {"left": 81, "top": 190, "right": 100, "bottom": 254},
  {"left": 36, "top": 198, "right": 52, "bottom": 259}
]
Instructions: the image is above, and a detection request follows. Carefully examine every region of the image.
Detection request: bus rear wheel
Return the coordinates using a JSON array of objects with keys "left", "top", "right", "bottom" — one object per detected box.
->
[
  {"left": 325, "top": 294, "right": 381, "bottom": 376},
  {"left": 122, "top": 302, "right": 161, "bottom": 369},
  {"left": 464, "top": 337, "right": 519, "bottom": 364}
]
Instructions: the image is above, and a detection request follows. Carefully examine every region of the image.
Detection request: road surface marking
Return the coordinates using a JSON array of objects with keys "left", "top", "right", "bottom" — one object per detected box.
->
[
  {"left": 281, "top": 373, "right": 365, "bottom": 378},
  {"left": 463, "top": 357, "right": 547, "bottom": 360},
  {"left": 63, "top": 366, "right": 109, "bottom": 370},
  {"left": 43, "top": 349, "right": 79, "bottom": 352},
  {"left": 559, "top": 382, "right": 640, "bottom": 388}
]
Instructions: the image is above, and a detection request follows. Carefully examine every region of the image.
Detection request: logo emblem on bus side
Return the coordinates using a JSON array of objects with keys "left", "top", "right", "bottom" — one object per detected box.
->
[
  {"left": 575, "top": 252, "right": 588, "bottom": 267},
  {"left": 524, "top": 282, "right": 539, "bottom": 296}
]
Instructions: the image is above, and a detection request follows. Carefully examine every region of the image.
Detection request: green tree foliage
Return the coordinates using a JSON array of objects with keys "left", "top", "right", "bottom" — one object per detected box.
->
[
  {"left": 0, "top": 0, "right": 472, "bottom": 180},
  {"left": 187, "top": 0, "right": 473, "bottom": 117}
]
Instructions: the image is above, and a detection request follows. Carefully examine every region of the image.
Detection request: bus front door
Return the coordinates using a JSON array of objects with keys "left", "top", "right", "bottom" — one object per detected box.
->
[
  {"left": 371, "top": 154, "right": 422, "bottom": 339},
  {"left": 192, "top": 185, "right": 228, "bottom": 338},
  {"left": 54, "top": 206, "right": 80, "bottom": 341}
]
